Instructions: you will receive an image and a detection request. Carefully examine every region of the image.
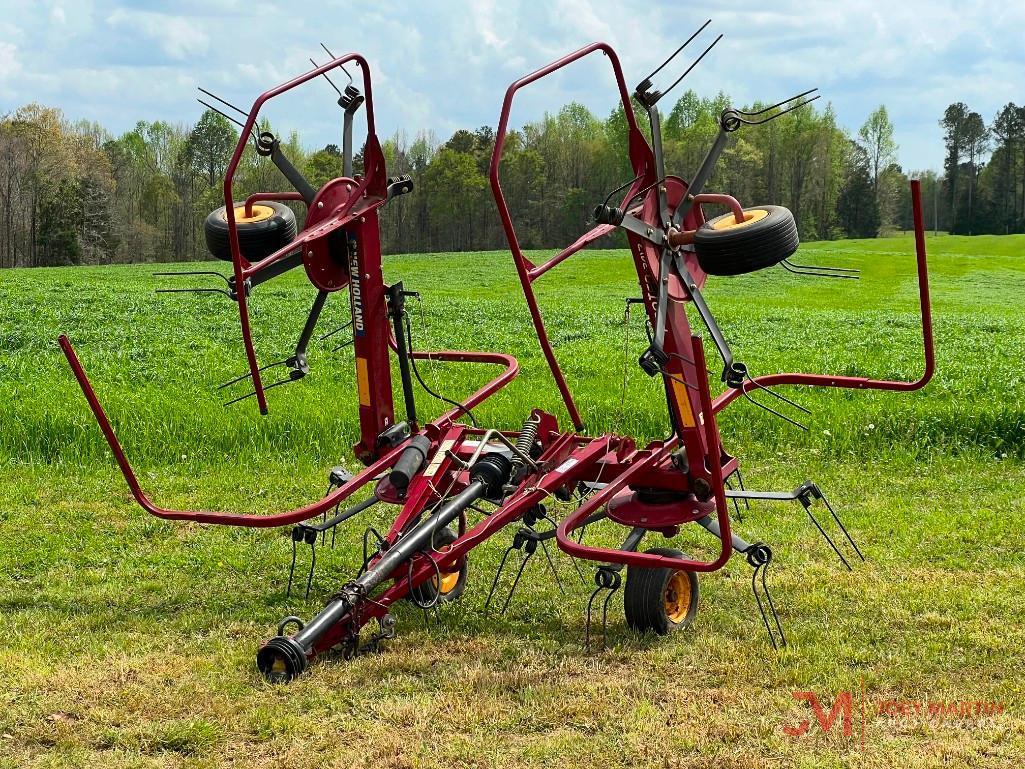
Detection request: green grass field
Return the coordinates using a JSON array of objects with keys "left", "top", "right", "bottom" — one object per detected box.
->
[{"left": 1, "top": 233, "right": 1023, "bottom": 768}]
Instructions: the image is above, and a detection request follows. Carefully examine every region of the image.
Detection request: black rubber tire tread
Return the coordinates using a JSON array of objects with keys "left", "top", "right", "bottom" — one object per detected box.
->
[
  {"left": 624, "top": 547, "right": 699, "bottom": 635},
  {"left": 409, "top": 526, "right": 468, "bottom": 606},
  {"left": 203, "top": 200, "right": 298, "bottom": 262},
  {"left": 693, "top": 205, "right": 799, "bottom": 276}
]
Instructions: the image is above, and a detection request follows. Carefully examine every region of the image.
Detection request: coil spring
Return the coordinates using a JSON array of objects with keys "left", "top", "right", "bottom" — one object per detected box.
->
[{"left": 513, "top": 416, "right": 540, "bottom": 469}]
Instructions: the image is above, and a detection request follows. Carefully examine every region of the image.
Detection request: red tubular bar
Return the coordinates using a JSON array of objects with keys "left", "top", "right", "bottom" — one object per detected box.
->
[
  {"left": 555, "top": 337, "right": 733, "bottom": 573},
  {"left": 490, "top": 43, "right": 655, "bottom": 431},
  {"left": 244, "top": 191, "right": 307, "bottom": 217},
  {"left": 690, "top": 193, "right": 745, "bottom": 224},
  {"left": 58, "top": 334, "right": 404, "bottom": 526},
  {"left": 57, "top": 335, "right": 519, "bottom": 527},
  {"left": 713, "top": 179, "right": 934, "bottom": 413},
  {"left": 221, "top": 53, "right": 377, "bottom": 415}
]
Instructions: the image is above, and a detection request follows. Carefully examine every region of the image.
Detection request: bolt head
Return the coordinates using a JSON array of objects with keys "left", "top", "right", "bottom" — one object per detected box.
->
[{"left": 317, "top": 201, "right": 324, "bottom": 209}]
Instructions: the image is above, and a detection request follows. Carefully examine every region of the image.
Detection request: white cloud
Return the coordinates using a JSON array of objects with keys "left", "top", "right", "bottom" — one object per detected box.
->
[
  {"left": 0, "top": 0, "right": 1020, "bottom": 171},
  {"left": 106, "top": 8, "right": 209, "bottom": 60}
]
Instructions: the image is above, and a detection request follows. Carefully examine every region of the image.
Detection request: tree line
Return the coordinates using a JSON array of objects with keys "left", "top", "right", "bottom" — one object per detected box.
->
[{"left": 1, "top": 94, "right": 1022, "bottom": 268}]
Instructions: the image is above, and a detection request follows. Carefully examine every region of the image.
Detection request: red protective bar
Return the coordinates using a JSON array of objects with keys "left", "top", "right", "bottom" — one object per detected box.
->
[
  {"left": 244, "top": 191, "right": 307, "bottom": 217},
  {"left": 712, "top": 179, "right": 934, "bottom": 413},
  {"left": 490, "top": 43, "right": 655, "bottom": 431},
  {"left": 555, "top": 337, "right": 733, "bottom": 573},
  {"left": 221, "top": 53, "right": 378, "bottom": 415},
  {"left": 58, "top": 334, "right": 403, "bottom": 527},
  {"left": 408, "top": 350, "right": 520, "bottom": 421},
  {"left": 690, "top": 193, "right": 745, "bottom": 224}
]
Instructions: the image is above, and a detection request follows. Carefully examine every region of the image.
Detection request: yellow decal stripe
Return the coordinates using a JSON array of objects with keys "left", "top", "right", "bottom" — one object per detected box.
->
[
  {"left": 356, "top": 357, "right": 371, "bottom": 407},
  {"left": 671, "top": 378, "right": 696, "bottom": 428}
]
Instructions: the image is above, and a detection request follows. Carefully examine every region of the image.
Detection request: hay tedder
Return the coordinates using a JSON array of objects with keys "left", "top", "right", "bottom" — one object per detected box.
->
[{"left": 58, "top": 25, "right": 934, "bottom": 682}]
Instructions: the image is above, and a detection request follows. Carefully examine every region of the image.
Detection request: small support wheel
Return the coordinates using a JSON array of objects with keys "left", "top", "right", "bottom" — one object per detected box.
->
[
  {"left": 624, "top": 547, "right": 699, "bottom": 634},
  {"left": 408, "top": 526, "right": 468, "bottom": 606},
  {"left": 693, "top": 205, "right": 799, "bottom": 276},
  {"left": 204, "top": 201, "right": 298, "bottom": 262}
]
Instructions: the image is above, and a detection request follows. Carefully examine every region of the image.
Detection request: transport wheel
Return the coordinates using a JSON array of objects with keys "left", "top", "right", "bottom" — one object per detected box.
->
[
  {"left": 624, "top": 547, "right": 699, "bottom": 634},
  {"left": 203, "top": 200, "right": 298, "bottom": 262},
  {"left": 409, "top": 526, "right": 468, "bottom": 606},
  {"left": 692, "top": 205, "right": 798, "bottom": 276}
]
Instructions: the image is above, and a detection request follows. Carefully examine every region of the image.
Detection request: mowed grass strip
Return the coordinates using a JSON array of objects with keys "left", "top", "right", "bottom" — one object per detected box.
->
[{"left": 0, "top": 233, "right": 1023, "bottom": 768}]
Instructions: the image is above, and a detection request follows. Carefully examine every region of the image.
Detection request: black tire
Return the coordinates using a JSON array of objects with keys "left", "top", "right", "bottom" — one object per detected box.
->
[
  {"left": 624, "top": 547, "right": 699, "bottom": 635},
  {"left": 203, "top": 201, "right": 298, "bottom": 262},
  {"left": 693, "top": 205, "right": 798, "bottom": 276},
  {"left": 408, "top": 526, "right": 468, "bottom": 606}
]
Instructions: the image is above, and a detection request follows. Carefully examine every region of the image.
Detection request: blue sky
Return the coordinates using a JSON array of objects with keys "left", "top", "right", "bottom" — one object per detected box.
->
[{"left": 1, "top": 0, "right": 1022, "bottom": 172}]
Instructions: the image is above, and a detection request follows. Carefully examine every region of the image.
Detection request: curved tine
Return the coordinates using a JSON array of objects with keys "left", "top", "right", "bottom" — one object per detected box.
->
[
  {"left": 746, "top": 94, "right": 821, "bottom": 125},
  {"left": 779, "top": 260, "right": 858, "bottom": 280},
  {"left": 656, "top": 34, "right": 723, "bottom": 103},
  {"left": 320, "top": 43, "right": 354, "bottom": 83},
  {"left": 222, "top": 375, "right": 294, "bottom": 407},
  {"left": 734, "top": 88, "right": 819, "bottom": 117},
  {"left": 746, "top": 374, "right": 811, "bottom": 415},
  {"left": 751, "top": 564, "right": 778, "bottom": 650},
  {"left": 484, "top": 545, "right": 517, "bottom": 613},
  {"left": 623, "top": 175, "right": 667, "bottom": 211},
  {"left": 640, "top": 19, "right": 712, "bottom": 85},
  {"left": 332, "top": 338, "right": 355, "bottom": 353},
  {"left": 154, "top": 287, "right": 232, "bottom": 298},
  {"left": 603, "top": 173, "right": 644, "bottom": 211},
  {"left": 153, "top": 271, "right": 231, "bottom": 285},
  {"left": 217, "top": 358, "right": 289, "bottom": 390},
  {"left": 319, "top": 320, "right": 353, "bottom": 341},
  {"left": 784, "top": 258, "right": 860, "bottom": 274},
  {"left": 500, "top": 551, "right": 534, "bottom": 615},
  {"left": 196, "top": 98, "right": 261, "bottom": 146},
  {"left": 310, "top": 57, "right": 342, "bottom": 96},
  {"left": 197, "top": 87, "right": 249, "bottom": 117},
  {"left": 740, "top": 385, "right": 808, "bottom": 431},
  {"left": 761, "top": 561, "right": 786, "bottom": 647}
]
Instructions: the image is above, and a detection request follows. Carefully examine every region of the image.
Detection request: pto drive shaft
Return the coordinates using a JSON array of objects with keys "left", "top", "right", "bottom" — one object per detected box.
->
[{"left": 257, "top": 451, "right": 514, "bottom": 682}]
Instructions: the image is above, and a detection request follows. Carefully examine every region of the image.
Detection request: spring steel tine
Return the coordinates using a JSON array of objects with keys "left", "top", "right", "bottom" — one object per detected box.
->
[
  {"left": 154, "top": 287, "right": 233, "bottom": 298},
  {"left": 320, "top": 43, "right": 354, "bottom": 83},
  {"left": 222, "top": 376, "right": 293, "bottom": 407},
  {"left": 538, "top": 538, "right": 565, "bottom": 595},
  {"left": 813, "top": 485, "right": 866, "bottom": 562},
  {"left": 639, "top": 19, "right": 712, "bottom": 85},
  {"left": 319, "top": 320, "right": 353, "bottom": 341},
  {"left": 218, "top": 358, "right": 289, "bottom": 390},
  {"left": 656, "top": 34, "right": 723, "bottom": 104},
  {"left": 484, "top": 544, "right": 518, "bottom": 613},
  {"left": 744, "top": 94, "right": 822, "bottom": 125},
  {"left": 332, "top": 338, "right": 355, "bottom": 353},
  {"left": 153, "top": 270, "right": 231, "bottom": 285},
  {"left": 599, "top": 585, "right": 618, "bottom": 649},
  {"left": 734, "top": 87, "right": 819, "bottom": 117},
  {"left": 747, "top": 376, "right": 812, "bottom": 415},
  {"left": 780, "top": 260, "right": 858, "bottom": 280},
  {"left": 740, "top": 386, "right": 808, "bottom": 431},
  {"left": 784, "top": 258, "right": 860, "bottom": 274},
  {"left": 780, "top": 259, "right": 860, "bottom": 279},
  {"left": 584, "top": 584, "right": 603, "bottom": 650},
  {"left": 310, "top": 57, "right": 342, "bottom": 96},
  {"left": 197, "top": 86, "right": 250, "bottom": 117},
  {"left": 761, "top": 561, "right": 786, "bottom": 647},
  {"left": 500, "top": 551, "right": 533, "bottom": 615},
  {"left": 304, "top": 538, "right": 317, "bottom": 600},
  {"left": 802, "top": 504, "right": 852, "bottom": 571},
  {"left": 286, "top": 533, "right": 298, "bottom": 599}
]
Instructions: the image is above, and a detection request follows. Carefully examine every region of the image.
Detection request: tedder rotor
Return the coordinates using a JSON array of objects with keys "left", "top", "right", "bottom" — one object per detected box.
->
[{"left": 58, "top": 23, "right": 934, "bottom": 682}]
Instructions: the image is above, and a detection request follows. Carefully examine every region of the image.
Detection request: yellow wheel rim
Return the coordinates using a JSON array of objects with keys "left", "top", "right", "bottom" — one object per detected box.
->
[
  {"left": 226, "top": 204, "right": 275, "bottom": 224},
  {"left": 664, "top": 571, "right": 692, "bottom": 624},
  {"left": 709, "top": 208, "right": 768, "bottom": 231},
  {"left": 437, "top": 570, "right": 460, "bottom": 594}
]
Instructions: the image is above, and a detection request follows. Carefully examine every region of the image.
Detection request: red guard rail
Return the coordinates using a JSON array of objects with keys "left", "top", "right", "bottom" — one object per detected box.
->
[{"left": 713, "top": 179, "right": 934, "bottom": 413}]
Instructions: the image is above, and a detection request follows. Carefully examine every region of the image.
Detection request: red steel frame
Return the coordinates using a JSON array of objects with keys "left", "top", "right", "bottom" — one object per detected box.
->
[{"left": 57, "top": 43, "right": 935, "bottom": 670}]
